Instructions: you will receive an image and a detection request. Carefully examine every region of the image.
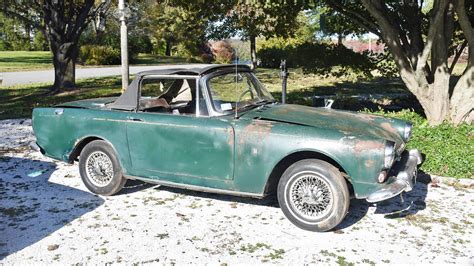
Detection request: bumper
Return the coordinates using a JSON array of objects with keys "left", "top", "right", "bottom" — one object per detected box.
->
[{"left": 366, "top": 149, "right": 422, "bottom": 203}]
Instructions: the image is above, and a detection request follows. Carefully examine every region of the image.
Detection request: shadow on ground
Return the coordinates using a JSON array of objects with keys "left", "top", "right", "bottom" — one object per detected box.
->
[
  {"left": 336, "top": 173, "right": 430, "bottom": 230},
  {"left": 144, "top": 172, "right": 429, "bottom": 232},
  {"left": 153, "top": 185, "right": 280, "bottom": 208},
  {"left": 0, "top": 156, "right": 104, "bottom": 259},
  {"left": 269, "top": 77, "right": 425, "bottom": 116}
]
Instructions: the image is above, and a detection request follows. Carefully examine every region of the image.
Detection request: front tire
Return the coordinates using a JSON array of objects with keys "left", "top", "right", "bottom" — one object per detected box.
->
[
  {"left": 277, "top": 159, "right": 349, "bottom": 232},
  {"left": 78, "top": 140, "right": 126, "bottom": 196}
]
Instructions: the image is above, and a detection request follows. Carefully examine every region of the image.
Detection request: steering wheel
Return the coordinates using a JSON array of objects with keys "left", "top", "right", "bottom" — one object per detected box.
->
[{"left": 236, "top": 87, "right": 253, "bottom": 104}]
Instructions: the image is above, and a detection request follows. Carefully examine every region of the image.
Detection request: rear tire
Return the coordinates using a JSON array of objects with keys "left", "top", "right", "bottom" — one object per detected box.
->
[
  {"left": 277, "top": 159, "right": 349, "bottom": 232},
  {"left": 78, "top": 140, "right": 126, "bottom": 196}
]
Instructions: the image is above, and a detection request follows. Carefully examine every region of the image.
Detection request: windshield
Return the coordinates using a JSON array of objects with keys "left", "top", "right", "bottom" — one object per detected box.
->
[{"left": 207, "top": 71, "right": 275, "bottom": 114}]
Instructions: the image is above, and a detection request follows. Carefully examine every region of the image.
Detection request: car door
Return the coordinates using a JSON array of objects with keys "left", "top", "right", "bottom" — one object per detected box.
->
[
  {"left": 126, "top": 113, "right": 235, "bottom": 184},
  {"left": 125, "top": 76, "right": 235, "bottom": 187}
]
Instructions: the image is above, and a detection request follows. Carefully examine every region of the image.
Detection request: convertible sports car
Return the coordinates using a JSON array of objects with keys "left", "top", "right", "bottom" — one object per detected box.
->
[{"left": 32, "top": 64, "right": 422, "bottom": 231}]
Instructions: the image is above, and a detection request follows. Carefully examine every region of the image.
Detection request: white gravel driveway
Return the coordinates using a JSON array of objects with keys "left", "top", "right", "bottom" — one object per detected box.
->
[{"left": 1, "top": 119, "right": 473, "bottom": 264}]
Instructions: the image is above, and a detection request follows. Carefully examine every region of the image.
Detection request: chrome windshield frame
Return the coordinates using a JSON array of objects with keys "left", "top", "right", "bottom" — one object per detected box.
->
[{"left": 201, "top": 69, "right": 274, "bottom": 117}]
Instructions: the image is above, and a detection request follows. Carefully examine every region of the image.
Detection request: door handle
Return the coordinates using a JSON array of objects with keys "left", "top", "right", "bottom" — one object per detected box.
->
[{"left": 128, "top": 117, "right": 143, "bottom": 122}]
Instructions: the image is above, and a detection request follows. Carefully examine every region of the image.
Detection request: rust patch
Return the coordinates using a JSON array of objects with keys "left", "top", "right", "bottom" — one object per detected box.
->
[
  {"left": 354, "top": 140, "right": 384, "bottom": 154},
  {"left": 227, "top": 127, "right": 234, "bottom": 147},
  {"left": 357, "top": 113, "right": 376, "bottom": 122},
  {"left": 364, "top": 159, "right": 375, "bottom": 167},
  {"left": 380, "top": 122, "right": 398, "bottom": 134},
  {"left": 239, "top": 120, "right": 273, "bottom": 146}
]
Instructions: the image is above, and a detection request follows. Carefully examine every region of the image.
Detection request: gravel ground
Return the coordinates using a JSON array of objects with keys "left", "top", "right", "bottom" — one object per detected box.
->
[{"left": 1, "top": 119, "right": 473, "bottom": 265}]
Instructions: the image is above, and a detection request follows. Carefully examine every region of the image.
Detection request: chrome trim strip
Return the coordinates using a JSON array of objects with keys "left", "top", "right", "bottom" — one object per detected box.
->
[
  {"left": 195, "top": 77, "right": 200, "bottom": 117},
  {"left": 125, "top": 175, "right": 264, "bottom": 199},
  {"left": 92, "top": 117, "right": 231, "bottom": 131}
]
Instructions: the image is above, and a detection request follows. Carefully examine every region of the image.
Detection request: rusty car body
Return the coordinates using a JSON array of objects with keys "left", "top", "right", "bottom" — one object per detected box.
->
[{"left": 32, "top": 64, "right": 422, "bottom": 231}]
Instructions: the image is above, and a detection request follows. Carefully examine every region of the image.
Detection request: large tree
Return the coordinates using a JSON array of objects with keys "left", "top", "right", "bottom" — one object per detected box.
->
[
  {"left": 209, "top": 1, "right": 305, "bottom": 68},
  {"left": 320, "top": 0, "right": 473, "bottom": 125},
  {"left": 2, "top": 0, "right": 108, "bottom": 92},
  {"left": 139, "top": 2, "right": 212, "bottom": 57}
]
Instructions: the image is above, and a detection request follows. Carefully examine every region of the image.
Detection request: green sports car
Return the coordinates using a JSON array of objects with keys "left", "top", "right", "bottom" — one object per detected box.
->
[{"left": 31, "top": 64, "right": 422, "bottom": 231}]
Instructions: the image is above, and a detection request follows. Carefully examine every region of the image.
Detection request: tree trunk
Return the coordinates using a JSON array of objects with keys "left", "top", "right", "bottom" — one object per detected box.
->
[
  {"left": 165, "top": 40, "right": 172, "bottom": 56},
  {"left": 449, "top": 68, "right": 474, "bottom": 124},
  {"left": 329, "top": 0, "right": 472, "bottom": 125},
  {"left": 250, "top": 34, "right": 257, "bottom": 68},
  {"left": 361, "top": 0, "right": 454, "bottom": 126},
  {"left": 450, "top": 0, "right": 474, "bottom": 124},
  {"left": 51, "top": 43, "right": 78, "bottom": 92}
]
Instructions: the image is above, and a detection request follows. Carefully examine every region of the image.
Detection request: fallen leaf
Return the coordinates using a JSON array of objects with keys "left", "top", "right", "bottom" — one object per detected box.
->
[{"left": 47, "top": 244, "right": 59, "bottom": 251}]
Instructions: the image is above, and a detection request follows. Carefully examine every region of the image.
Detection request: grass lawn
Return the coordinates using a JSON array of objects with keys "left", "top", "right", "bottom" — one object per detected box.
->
[
  {"left": 0, "top": 68, "right": 472, "bottom": 179},
  {"left": 257, "top": 68, "right": 409, "bottom": 104},
  {"left": 0, "top": 51, "right": 52, "bottom": 72},
  {"left": 0, "top": 68, "right": 411, "bottom": 119},
  {"left": 0, "top": 51, "right": 190, "bottom": 72},
  {"left": 0, "top": 76, "right": 123, "bottom": 120},
  {"left": 133, "top": 54, "right": 189, "bottom": 65}
]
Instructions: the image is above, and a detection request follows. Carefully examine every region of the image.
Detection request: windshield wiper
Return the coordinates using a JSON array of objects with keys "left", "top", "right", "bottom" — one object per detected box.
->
[
  {"left": 237, "top": 102, "right": 260, "bottom": 112},
  {"left": 254, "top": 99, "right": 277, "bottom": 106},
  {"left": 240, "top": 99, "right": 275, "bottom": 110},
  {"left": 234, "top": 99, "right": 273, "bottom": 117}
]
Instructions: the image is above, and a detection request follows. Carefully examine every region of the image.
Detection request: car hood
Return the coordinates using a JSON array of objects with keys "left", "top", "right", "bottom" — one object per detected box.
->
[
  {"left": 245, "top": 104, "right": 405, "bottom": 143},
  {"left": 57, "top": 97, "right": 119, "bottom": 109}
]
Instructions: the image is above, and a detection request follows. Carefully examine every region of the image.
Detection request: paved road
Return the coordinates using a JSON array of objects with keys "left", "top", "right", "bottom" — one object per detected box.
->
[{"left": 0, "top": 65, "right": 203, "bottom": 86}]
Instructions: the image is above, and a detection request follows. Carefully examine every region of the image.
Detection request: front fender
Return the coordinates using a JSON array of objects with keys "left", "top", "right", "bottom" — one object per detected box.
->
[{"left": 232, "top": 118, "right": 386, "bottom": 198}]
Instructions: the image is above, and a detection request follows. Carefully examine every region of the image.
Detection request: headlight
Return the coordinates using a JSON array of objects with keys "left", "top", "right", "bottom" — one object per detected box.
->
[
  {"left": 384, "top": 141, "right": 395, "bottom": 168},
  {"left": 403, "top": 122, "right": 413, "bottom": 141}
]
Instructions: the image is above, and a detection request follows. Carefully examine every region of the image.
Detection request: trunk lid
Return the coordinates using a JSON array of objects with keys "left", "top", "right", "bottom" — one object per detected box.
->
[{"left": 56, "top": 97, "right": 118, "bottom": 110}]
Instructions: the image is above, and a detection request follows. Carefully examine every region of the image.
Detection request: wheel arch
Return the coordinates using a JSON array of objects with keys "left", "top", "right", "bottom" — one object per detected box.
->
[
  {"left": 68, "top": 136, "right": 115, "bottom": 163},
  {"left": 263, "top": 150, "right": 353, "bottom": 196}
]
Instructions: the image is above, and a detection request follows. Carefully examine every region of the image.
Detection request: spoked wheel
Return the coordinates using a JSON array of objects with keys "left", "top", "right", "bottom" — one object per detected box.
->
[
  {"left": 85, "top": 151, "right": 114, "bottom": 187},
  {"left": 79, "top": 140, "right": 126, "bottom": 196},
  {"left": 278, "top": 159, "right": 349, "bottom": 232}
]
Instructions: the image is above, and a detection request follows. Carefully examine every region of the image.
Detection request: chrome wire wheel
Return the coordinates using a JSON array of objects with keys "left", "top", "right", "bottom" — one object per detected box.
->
[
  {"left": 287, "top": 172, "right": 334, "bottom": 221},
  {"left": 85, "top": 151, "right": 114, "bottom": 187}
]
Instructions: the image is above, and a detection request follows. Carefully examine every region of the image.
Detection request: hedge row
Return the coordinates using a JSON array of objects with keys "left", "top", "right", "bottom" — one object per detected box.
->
[{"left": 368, "top": 109, "right": 473, "bottom": 179}]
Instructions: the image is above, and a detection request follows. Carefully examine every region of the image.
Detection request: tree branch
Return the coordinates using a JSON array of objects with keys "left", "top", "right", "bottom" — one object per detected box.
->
[
  {"left": 326, "top": 1, "right": 382, "bottom": 38},
  {"left": 416, "top": 0, "right": 450, "bottom": 72},
  {"left": 406, "top": 0, "right": 425, "bottom": 66},
  {"left": 455, "top": 0, "right": 474, "bottom": 66},
  {"left": 1, "top": 7, "right": 44, "bottom": 31},
  {"left": 449, "top": 40, "right": 467, "bottom": 73},
  {"left": 361, "top": 0, "right": 413, "bottom": 71}
]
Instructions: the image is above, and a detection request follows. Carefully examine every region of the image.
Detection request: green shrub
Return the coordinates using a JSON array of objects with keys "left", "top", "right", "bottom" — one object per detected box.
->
[
  {"left": 257, "top": 40, "right": 375, "bottom": 79},
  {"left": 367, "top": 109, "right": 474, "bottom": 179},
  {"left": 32, "top": 31, "right": 49, "bottom": 51},
  {"left": 79, "top": 45, "right": 120, "bottom": 65}
]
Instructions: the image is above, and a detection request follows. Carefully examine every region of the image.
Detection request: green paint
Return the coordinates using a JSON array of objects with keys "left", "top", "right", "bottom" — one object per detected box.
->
[{"left": 32, "top": 69, "right": 412, "bottom": 199}]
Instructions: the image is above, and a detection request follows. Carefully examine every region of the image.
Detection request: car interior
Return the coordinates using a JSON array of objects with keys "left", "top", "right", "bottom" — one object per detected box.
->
[{"left": 138, "top": 78, "right": 208, "bottom": 116}]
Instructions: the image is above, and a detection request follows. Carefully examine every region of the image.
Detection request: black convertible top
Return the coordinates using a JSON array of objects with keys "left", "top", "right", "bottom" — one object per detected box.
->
[
  {"left": 108, "top": 64, "right": 251, "bottom": 111},
  {"left": 136, "top": 64, "right": 250, "bottom": 77}
]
